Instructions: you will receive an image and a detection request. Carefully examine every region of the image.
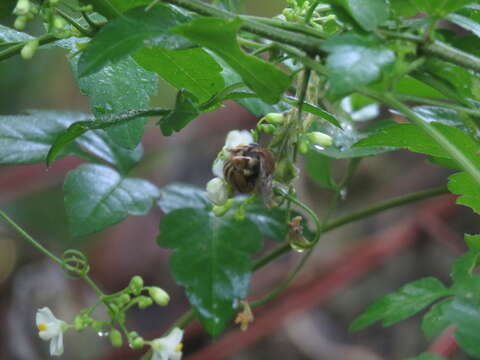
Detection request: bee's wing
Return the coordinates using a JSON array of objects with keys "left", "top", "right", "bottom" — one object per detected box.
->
[{"left": 257, "top": 157, "right": 274, "bottom": 207}]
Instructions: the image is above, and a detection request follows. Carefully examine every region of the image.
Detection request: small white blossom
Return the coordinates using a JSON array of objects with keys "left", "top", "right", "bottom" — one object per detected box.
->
[
  {"left": 206, "top": 177, "right": 231, "bottom": 205},
  {"left": 151, "top": 327, "right": 184, "bottom": 360},
  {"left": 36, "top": 307, "right": 67, "bottom": 356},
  {"left": 224, "top": 130, "right": 253, "bottom": 149}
]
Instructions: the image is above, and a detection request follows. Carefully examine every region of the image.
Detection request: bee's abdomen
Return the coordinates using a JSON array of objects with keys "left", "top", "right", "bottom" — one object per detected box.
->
[{"left": 223, "top": 159, "right": 256, "bottom": 193}]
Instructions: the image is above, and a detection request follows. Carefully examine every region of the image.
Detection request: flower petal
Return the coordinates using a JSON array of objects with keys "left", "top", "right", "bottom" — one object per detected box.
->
[
  {"left": 225, "top": 130, "right": 253, "bottom": 148},
  {"left": 212, "top": 159, "right": 224, "bottom": 178},
  {"left": 160, "top": 327, "right": 183, "bottom": 353},
  {"left": 49, "top": 333, "right": 64, "bottom": 356},
  {"left": 36, "top": 307, "right": 57, "bottom": 326}
]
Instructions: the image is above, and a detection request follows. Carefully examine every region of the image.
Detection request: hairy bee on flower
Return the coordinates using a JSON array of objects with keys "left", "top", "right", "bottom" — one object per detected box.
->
[{"left": 223, "top": 143, "right": 275, "bottom": 204}]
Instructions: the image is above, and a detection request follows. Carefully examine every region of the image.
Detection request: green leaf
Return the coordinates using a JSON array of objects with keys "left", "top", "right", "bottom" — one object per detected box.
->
[
  {"left": 72, "top": 55, "right": 158, "bottom": 149},
  {"left": 305, "top": 150, "right": 338, "bottom": 190},
  {"left": 321, "top": 34, "right": 395, "bottom": 94},
  {"left": 159, "top": 89, "right": 200, "bottom": 136},
  {"left": 455, "top": 329, "right": 480, "bottom": 359},
  {"left": 448, "top": 172, "right": 480, "bottom": 215},
  {"left": 409, "top": 0, "right": 471, "bottom": 15},
  {"left": 446, "top": 13, "right": 480, "bottom": 38},
  {"left": 465, "top": 234, "right": 480, "bottom": 251},
  {"left": 350, "top": 277, "right": 449, "bottom": 332},
  {"left": 157, "top": 208, "right": 262, "bottom": 336},
  {"left": 78, "top": 5, "right": 191, "bottom": 77},
  {"left": 301, "top": 102, "right": 342, "bottom": 128},
  {"left": 0, "top": 24, "right": 32, "bottom": 43},
  {"left": 245, "top": 202, "right": 290, "bottom": 242},
  {"left": 421, "top": 298, "right": 453, "bottom": 340},
  {"left": 64, "top": 164, "right": 159, "bottom": 236},
  {"left": 405, "top": 354, "right": 446, "bottom": 360},
  {"left": 46, "top": 109, "right": 166, "bottom": 167},
  {"left": 337, "top": 0, "right": 389, "bottom": 31},
  {"left": 109, "top": 0, "right": 150, "bottom": 12},
  {"left": 0, "top": 110, "right": 86, "bottom": 164},
  {"left": 450, "top": 250, "right": 480, "bottom": 285},
  {"left": 0, "top": 110, "right": 141, "bottom": 171},
  {"left": 172, "top": 17, "right": 291, "bottom": 104},
  {"left": 395, "top": 76, "right": 446, "bottom": 99},
  {"left": 445, "top": 298, "right": 480, "bottom": 358},
  {"left": 157, "top": 184, "right": 293, "bottom": 242},
  {"left": 134, "top": 47, "right": 224, "bottom": 103},
  {"left": 355, "top": 122, "right": 480, "bottom": 162},
  {"left": 0, "top": 0, "right": 16, "bottom": 17},
  {"left": 390, "top": 0, "right": 418, "bottom": 17},
  {"left": 158, "top": 183, "right": 211, "bottom": 213}
]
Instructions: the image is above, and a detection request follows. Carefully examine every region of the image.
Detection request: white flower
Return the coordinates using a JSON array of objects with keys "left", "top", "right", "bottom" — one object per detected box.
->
[
  {"left": 206, "top": 177, "right": 231, "bottom": 205},
  {"left": 36, "top": 307, "right": 67, "bottom": 356},
  {"left": 151, "top": 327, "right": 184, "bottom": 360},
  {"left": 224, "top": 130, "right": 253, "bottom": 149}
]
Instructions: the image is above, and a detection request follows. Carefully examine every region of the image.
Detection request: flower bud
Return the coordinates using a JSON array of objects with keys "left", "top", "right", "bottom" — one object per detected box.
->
[
  {"left": 131, "top": 336, "right": 144, "bottom": 349},
  {"left": 20, "top": 39, "right": 38, "bottom": 60},
  {"left": 148, "top": 287, "right": 170, "bottom": 306},
  {"left": 129, "top": 275, "right": 144, "bottom": 295},
  {"left": 258, "top": 124, "right": 276, "bottom": 134},
  {"left": 262, "top": 112, "right": 284, "bottom": 125},
  {"left": 298, "top": 138, "right": 310, "bottom": 155},
  {"left": 110, "top": 329, "right": 123, "bottom": 348},
  {"left": 307, "top": 131, "right": 333, "bottom": 148},
  {"left": 138, "top": 296, "right": 153, "bottom": 309},
  {"left": 53, "top": 15, "right": 66, "bottom": 30},
  {"left": 74, "top": 315, "right": 87, "bottom": 331},
  {"left": 117, "top": 293, "right": 131, "bottom": 306},
  {"left": 14, "top": 0, "right": 30, "bottom": 15},
  {"left": 14, "top": 15, "right": 27, "bottom": 30},
  {"left": 206, "top": 177, "right": 231, "bottom": 206},
  {"left": 212, "top": 198, "right": 234, "bottom": 217}
]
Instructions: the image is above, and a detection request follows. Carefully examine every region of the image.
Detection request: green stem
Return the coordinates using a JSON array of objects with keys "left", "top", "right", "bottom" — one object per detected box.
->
[
  {"left": 395, "top": 94, "right": 480, "bottom": 117},
  {"left": 0, "top": 210, "right": 63, "bottom": 265},
  {"left": 375, "top": 92, "right": 480, "bottom": 186},
  {"left": 377, "top": 29, "right": 480, "bottom": 73},
  {"left": 322, "top": 186, "right": 448, "bottom": 233},
  {"left": 243, "top": 15, "right": 326, "bottom": 39},
  {"left": 0, "top": 34, "right": 57, "bottom": 62},
  {"left": 160, "top": 0, "right": 324, "bottom": 52}
]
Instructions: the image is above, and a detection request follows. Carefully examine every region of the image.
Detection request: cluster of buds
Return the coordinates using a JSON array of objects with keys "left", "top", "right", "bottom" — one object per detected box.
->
[
  {"left": 280, "top": 0, "right": 336, "bottom": 31},
  {"left": 36, "top": 275, "right": 176, "bottom": 357},
  {"left": 13, "top": 0, "right": 74, "bottom": 59}
]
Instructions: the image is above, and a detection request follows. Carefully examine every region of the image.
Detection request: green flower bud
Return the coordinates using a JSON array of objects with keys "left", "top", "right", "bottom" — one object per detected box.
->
[
  {"left": 14, "top": 15, "right": 27, "bottom": 30},
  {"left": 131, "top": 336, "right": 144, "bottom": 349},
  {"left": 74, "top": 315, "right": 87, "bottom": 331},
  {"left": 148, "top": 287, "right": 170, "bottom": 306},
  {"left": 298, "top": 138, "right": 309, "bottom": 155},
  {"left": 117, "top": 293, "right": 131, "bottom": 306},
  {"left": 20, "top": 39, "right": 38, "bottom": 60},
  {"left": 258, "top": 124, "right": 276, "bottom": 134},
  {"left": 138, "top": 296, "right": 153, "bottom": 309},
  {"left": 53, "top": 15, "right": 66, "bottom": 30},
  {"left": 212, "top": 198, "right": 234, "bottom": 217},
  {"left": 129, "top": 275, "right": 144, "bottom": 295},
  {"left": 262, "top": 112, "right": 284, "bottom": 125},
  {"left": 14, "top": 0, "right": 30, "bottom": 15},
  {"left": 307, "top": 131, "right": 333, "bottom": 148},
  {"left": 110, "top": 329, "right": 123, "bottom": 348},
  {"left": 91, "top": 320, "right": 105, "bottom": 332}
]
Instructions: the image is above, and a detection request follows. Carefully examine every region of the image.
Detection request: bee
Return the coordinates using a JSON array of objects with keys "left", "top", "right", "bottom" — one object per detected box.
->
[{"left": 223, "top": 143, "right": 275, "bottom": 204}]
